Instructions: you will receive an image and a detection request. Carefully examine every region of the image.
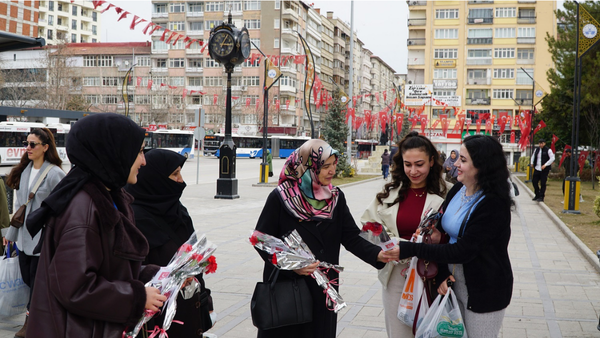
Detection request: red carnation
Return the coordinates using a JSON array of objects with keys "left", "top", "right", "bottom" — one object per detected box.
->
[
  {"left": 205, "top": 256, "right": 217, "bottom": 274},
  {"left": 192, "top": 253, "right": 203, "bottom": 262},
  {"left": 249, "top": 233, "right": 260, "bottom": 246},
  {"left": 365, "top": 222, "right": 383, "bottom": 236},
  {"left": 271, "top": 254, "right": 278, "bottom": 266},
  {"left": 179, "top": 244, "right": 193, "bottom": 253}
]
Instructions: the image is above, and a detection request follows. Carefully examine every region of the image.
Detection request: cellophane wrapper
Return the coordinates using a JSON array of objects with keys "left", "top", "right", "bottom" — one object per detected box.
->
[
  {"left": 123, "top": 232, "right": 217, "bottom": 338},
  {"left": 417, "top": 208, "right": 441, "bottom": 235},
  {"left": 359, "top": 222, "right": 398, "bottom": 251},
  {"left": 249, "top": 229, "right": 347, "bottom": 313}
]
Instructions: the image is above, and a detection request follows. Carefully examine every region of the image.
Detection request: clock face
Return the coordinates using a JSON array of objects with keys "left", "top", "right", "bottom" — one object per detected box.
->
[
  {"left": 240, "top": 32, "right": 251, "bottom": 59},
  {"left": 210, "top": 31, "right": 235, "bottom": 58}
]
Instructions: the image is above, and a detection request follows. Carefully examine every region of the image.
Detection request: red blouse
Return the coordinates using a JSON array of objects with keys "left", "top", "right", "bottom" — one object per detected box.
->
[{"left": 396, "top": 187, "right": 427, "bottom": 240}]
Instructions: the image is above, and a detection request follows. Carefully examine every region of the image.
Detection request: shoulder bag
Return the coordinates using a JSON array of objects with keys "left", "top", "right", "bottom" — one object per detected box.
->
[
  {"left": 250, "top": 268, "right": 313, "bottom": 330},
  {"left": 9, "top": 165, "right": 54, "bottom": 229}
]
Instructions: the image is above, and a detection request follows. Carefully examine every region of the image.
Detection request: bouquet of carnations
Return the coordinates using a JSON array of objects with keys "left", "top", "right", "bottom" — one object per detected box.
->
[
  {"left": 249, "top": 229, "right": 347, "bottom": 313},
  {"left": 123, "top": 232, "right": 218, "bottom": 338},
  {"left": 359, "top": 221, "right": 397, "bottom": 251}
]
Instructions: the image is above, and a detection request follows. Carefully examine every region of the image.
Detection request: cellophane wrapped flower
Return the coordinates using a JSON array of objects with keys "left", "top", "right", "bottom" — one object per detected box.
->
[
  {"left": 360, "top": 222, "right": 397, "bottom": 251},
  {"left": 249, "top": 229, "right": 347, "bottom": 313},
  {"left": 123, "top": 232, "right": 217, "bottom": 338},
  {"left": 416, "top": 208, "right": 442, "bottom": 236}
]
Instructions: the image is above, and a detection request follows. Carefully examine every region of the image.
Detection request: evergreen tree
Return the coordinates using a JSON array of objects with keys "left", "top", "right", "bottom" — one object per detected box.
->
[{"left": 322, "top": 88, "right": 352, "bottom": 177}]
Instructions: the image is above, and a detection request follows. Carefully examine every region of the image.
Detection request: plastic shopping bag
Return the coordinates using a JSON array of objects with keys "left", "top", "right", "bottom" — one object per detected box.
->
[
  {"left": 412, "top": 284, "right": 431, "bottom": 335},
  {"left": 415, "top": 288, "right": 467, "bottom": 338},
  {"left": 397, "top": 256, "right": 424, "bottom": 326},
  {"left": 0, "top": 243, "right": 29, "bottom": 317}
]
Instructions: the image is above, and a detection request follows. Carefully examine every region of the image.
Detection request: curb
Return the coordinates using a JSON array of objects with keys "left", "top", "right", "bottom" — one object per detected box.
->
[
  {"left": 338, "top": 176, "right": 383, "bottom": 188},
  {"left": 513, "top": 176, "right": 600, "bottom": 274}
]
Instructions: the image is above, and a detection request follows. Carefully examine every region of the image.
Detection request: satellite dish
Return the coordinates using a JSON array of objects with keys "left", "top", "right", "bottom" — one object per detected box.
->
[{"left": 124, "top": 60, "right": 130, "bottom": 66}]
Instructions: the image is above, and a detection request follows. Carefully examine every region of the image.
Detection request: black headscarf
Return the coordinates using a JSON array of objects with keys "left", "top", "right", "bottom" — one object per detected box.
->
[
  {"left": 27, "top": 113, "right": 145, "bottom": 240},
  {"left": 125, "top": 149, "right": 194, "bottom": 250}
]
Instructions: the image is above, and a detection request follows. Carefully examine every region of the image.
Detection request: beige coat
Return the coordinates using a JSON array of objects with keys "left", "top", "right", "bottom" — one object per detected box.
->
[{"left": 360, "top": 183, "right": 448, "bottom": 288}]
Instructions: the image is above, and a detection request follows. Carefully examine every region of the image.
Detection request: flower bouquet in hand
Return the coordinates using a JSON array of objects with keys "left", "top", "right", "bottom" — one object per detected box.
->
[
  {"left": 123, "top": 232, "right": 218, "bottom": 338},
  {"left": 359, "top": 221, "right": 397, "bottom": 251},
  {"left": 249, "top": 229, "right": 347, "bottom": 313},
  {"left": 416, "top": 208, "right": 442, "bottom": 237}
]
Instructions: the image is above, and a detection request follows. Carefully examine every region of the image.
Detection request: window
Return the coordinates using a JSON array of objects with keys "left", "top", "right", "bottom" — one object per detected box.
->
[
  {"left": 243, "top": 76, "right": 260, "bottom": 86},
  {"left": 84, "top": 95, "right": 99, "bottom": 104},
  {"left": 494, "top": 48, "right": 515, "bottom": 58},
  {"left": 188, "top": 77, "right": 203, "bottom": 86},
  {"left": 188, "top": 2, "right": 203, "bottom": 13},
  {"left": 170, "top": 3, "right": 185, "bottom": 12},
  {"left": 169, "top": 22, "right": 185, "bottom": 31},
  {"left": 48, "top": 15, "right": 53, "bottom": 25},
  {"left": 102, "top": 95, "right": 119, "bottom": 104},
  {"left": 244, "top": 19, "right": 261, "bottom": 29},
  {"left": 274, "top": 19, "right": 280, "bottom": 29},
  {"left": 83, "top": 77, "right": 100, "bottom": 86},
  {"left": 72, "top": 5, "right": 77, "bottom": 15},
  {"left": 517, "top": 48, "right": 534, "bottom": 60},
  {"left": 136, "top": 56, "right": 151, "bottom": 66},
  {"left": 250, "top": 38, "right": 260, "bottom": 48},
  {"left": 225, "top": 1, "right": 242, "bottom": 12},
  {"left": 468, "top": 69, "right": 488, "bottom": 79},
  {"left": 102, "top": 77, "right": 120, "bottom": 86},
  {"left": 92, "top": 38, "right": 97, "bottom": 43},
  {"left": 189, "top": 21, "right": 203, "bottom": 31},
  {"left": 495, "top": 28, "right": 515, "bottom": 38},
  {"left": 205, "top": 20, "right": 221, "bottom": 30},
  {"left": 518, "top": 27, "right": 536, "bottom": 37},
  {"left": 279, "top": 76, "right": 296, "bottom": 87},
  {"left": 72, "top": 19, "right": 77, "bottom": 30},
  {"left": 495, "top": 7, "right": 516, "bottom": 18},
  {"left": 204, "top": 76, "right": 223, "bottom": 86},
  {"left": 153, "top": 40, "right": 168, "bottom": 51},
  {"left": 468, "top": 28, "right": 493, "bottom": 38},
  {"left": 493, "top": 68, "right": 515, "bottom": 78},
  {"left": 468, "top": 49, "right": 491, "bottom": 58},
  {"left": 244, "top": 0, "right": 261, "bottom": 10},
  {"left": 469, "top": 8, "right": 493, "bottom": 18},
  {"left": 434, "top": 90, "right": 456, "bottom": 96},
  {"left": 519, "top": 8, "right": 535, "bottom": 18},
  {"left": 169, "top": 58, "right": 185, "bottom": 68},
  {"left": 275, "top": 0, "right": 280, "bottom": 9},
  {"left": 516, "top": 68, "right": 534, "bottom": 85},
  {"left": 188, "top": 59, "right": 202, "bottom": 68},
  {"left": 205, "top": 2, "right": 224, "bottom": 11},
  {"left": 170, "top": 77, "right": 185, "bottom": 86},
  {"left": 49, "top": 1, "right": 54, "bottom": 11},
  {"left": 135, "top": 95, "right": 151, "bottom": 104},
  {"left": 47, "top": 29, "right": 53, "bottom": 40},
  {"left": 92, "top": 11, "right": 97, "bottom": 22},
  {"left": 71, "top": 34, "right": 77, "bottom": 43},
  {"left": 205, "top": 59, "right": 220, "bottom": 68},
  {"left": 493, "top": 89, "right": 513, "bottom": 99},
  {"left": 433, "top": 69, "right": 457, "bottom": 79},
  {"left": 274, "top": 38, "right": 279, "bottom": 48},
  {"left": 434, "top": 29, "right": 458, "bottom": 39},
  {"left": 435, "top": 9, "right": 459, "bottom": 19},
  {"left": 434, "top": 49, "right": 458, "bottom": 59},
  {"left": 154, "top": 3, "right": 168, "bottom": 13},
  {"left": 92, "top": 25, "right": 97, "bottom": 35},
  {"left": 57, "top": 3, "right": 63, "bottom": 11},
  {"left": 156, "top": 59, "right": 167, "bottom": 68},
  {"left": 243, "top": 58, "right": 260, "bottom": 67},
  {"left": 516, "top": 89, "right": 532, "bottom": 101}
]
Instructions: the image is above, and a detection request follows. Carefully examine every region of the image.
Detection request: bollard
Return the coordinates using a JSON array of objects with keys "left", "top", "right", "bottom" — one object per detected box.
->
[
  {"left": 563, "top": 177, "right": 581, "bottom": 214},
  {"left": 515, "top": 161, "right": 520, "bottom": 172},
  {"left": 259, "top": 163, "right": 269, "bottom": 184}
]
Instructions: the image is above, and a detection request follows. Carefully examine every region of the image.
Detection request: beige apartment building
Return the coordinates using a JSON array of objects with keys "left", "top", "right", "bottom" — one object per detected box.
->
[
  {"left": 37, "top": 0, "right": 101, "bottom": 44},
  {"left": 407, "top": 0, "right": 556, "bottom": 161},
  {"left": 0, "top": 1, "right": 39, "bottom": 38}
]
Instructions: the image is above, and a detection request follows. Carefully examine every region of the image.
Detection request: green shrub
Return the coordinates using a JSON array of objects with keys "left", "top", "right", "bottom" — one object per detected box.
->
[
  {"left": 594, "top": 194, "right": 600, "bottom": 219},
  {"left": 518, "top": 156, "right": 530, "bottom": 172}
]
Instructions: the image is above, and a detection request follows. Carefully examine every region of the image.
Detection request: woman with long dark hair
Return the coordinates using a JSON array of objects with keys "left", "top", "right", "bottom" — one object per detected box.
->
[
  {"left": 398, "top": 135, "right": 514, "bottom": 336},
  {"left": 24, "top": 113, "right": 167, "bottom": 338},
  {"left": 361, "top": 131, "right": 449, "bottom": 337},
  {"left": 4, "top": 128, "right": 65, "bottom": 338}
]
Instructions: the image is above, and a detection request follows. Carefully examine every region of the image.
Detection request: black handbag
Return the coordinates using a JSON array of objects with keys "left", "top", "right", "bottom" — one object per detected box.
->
[{"left": 250, "top": 268, "right": 313, "bottom": 330}]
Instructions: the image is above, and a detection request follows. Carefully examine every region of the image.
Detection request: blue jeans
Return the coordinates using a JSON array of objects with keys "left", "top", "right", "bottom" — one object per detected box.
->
[{"left": 382, "top": 164, "right": 390, "bottom": 179}]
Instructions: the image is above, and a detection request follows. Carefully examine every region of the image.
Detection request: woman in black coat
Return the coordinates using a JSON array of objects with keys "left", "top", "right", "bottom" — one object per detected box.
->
[
  {"left": 125, "top": 149, "right": 214, "bottom": 337},
  {"left": 254, "top": 139, "right": 398, "bottom": 338}
]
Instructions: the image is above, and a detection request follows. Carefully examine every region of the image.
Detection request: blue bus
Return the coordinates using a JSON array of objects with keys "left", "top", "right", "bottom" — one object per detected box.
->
[
  {"left": 211, "top": 134, "right": 309, "bottom": 158},
  {"left": 145, "top": 129, "right": 195, "bottom": 158}
]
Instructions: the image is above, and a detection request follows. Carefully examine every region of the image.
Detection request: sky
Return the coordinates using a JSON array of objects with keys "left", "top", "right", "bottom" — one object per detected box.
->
[{"left": 100, "top": 0, "right": 408, "bottom": 73}]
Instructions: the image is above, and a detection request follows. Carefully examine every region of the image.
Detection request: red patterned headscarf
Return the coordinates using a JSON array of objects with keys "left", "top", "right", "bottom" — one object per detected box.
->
[{"left": 276, "top": 139, "right": 339, "bottom": 221}]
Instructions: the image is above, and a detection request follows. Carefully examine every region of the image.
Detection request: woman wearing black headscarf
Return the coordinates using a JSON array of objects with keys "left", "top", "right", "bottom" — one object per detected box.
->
[
  {"left": 25, "top": 113, "right": 167, "bottom": 338},
  {"left": 125, "top": 149, "right": 214, "bottom": 336}
]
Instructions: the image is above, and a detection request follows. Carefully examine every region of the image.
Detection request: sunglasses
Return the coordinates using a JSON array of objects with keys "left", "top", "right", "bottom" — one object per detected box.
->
[{"left": 22, "top": 141, "right": 43, "bottom": 148}]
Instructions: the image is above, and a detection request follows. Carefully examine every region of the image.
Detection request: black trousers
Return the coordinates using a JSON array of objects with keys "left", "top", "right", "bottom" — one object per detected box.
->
[
  {"left": 18, "top": 252, "right": 39, "bottom": 311},
  {"left": 532, "top": 168, "right": 550, "bottom": 199}
]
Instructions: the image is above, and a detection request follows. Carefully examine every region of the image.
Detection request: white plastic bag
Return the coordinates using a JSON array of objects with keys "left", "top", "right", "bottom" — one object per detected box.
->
[
  {"left": 397, "top": 256, "right": 424, "bottom": 326},
  {"left": 412, "top": 284, "right": 431, "bottom": 334},
  {"left": 415, "top": 288, "right": 467, "bottom": 338},
  {"left": 0, "top": 244, "right": 29, "bottom": 317}
]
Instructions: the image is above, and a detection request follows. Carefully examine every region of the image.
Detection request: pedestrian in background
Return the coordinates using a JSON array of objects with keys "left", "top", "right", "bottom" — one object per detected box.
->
[
  {"left": 531, "top": 138, "right": 555, "bottom": 202},
  {"left": 361, "top": 131, "right": 449, "bottom": 337},
  {"left": 397, "top": 135, "right": 514, "bottom": 337},
  {"left": 4, "top": 128, "right": 65, "bottom": 338},
  {"left": 381, "top": 148, "right": 391, "bottom": 180},
  {"left": 443, "top": 149, "right": 459, "bottom": 184},
  {"left": 253, "top": 139, "right": 399, "bottom": 338},
  {"left": 0, "top": 174, "right": 12, "bottom": 253},
  {"left": 24, "top": 113, "right": 166, "bottom": 338},
  {"left": 125, "top": 149, "right": 215, "bottom": 337}
]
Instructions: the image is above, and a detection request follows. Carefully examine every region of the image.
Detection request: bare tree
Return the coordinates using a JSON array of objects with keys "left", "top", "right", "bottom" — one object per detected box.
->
[
  {"left": 0, "top": 58, "right": 47, "bottom": 107},
  {"left": 43, "top": 43, "right": 79, "bottom": 110}
]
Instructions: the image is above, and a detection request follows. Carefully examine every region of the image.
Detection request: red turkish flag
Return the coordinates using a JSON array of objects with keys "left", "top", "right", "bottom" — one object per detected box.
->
[
  {"left": 476, "top": 119, "right": 482, "bottom": 133},
  {"left": 383, "top": 91, "right": 387, "bottom": 102},
  {"left": 431, "top": 120, "right": 440, "bottom": 131},
  {"left": 485, "top": 120, "right": 492, "bottom": 134},
  {"left": 246, "top": 98, "right": 251, "bottom": 107},
  {"left": 410, "top": 117, "right": 418, "bottom": 130},
  {"left": 182, "top": 89, "right": 187, "bottom": 99},
  {"left": 276, "top": 100, "right": 280, "bottom": 111},
  {"left": 213, "top": 94, "right": 218, "bottom": 105},
  {"left": 379, "top": 111, "right": 389, "bottom": 130},
  {"left": 147, "top": 79, "right": 153, "bottom": 90},
  {"left": 578, "top": 150, "right": 589, "bottom": 176},
  {"left": 256, "top": 98, "right": 260, "bottom": 110},
  {"left": 396, "top": 113, "right": 404, "bottom": 136},
  {"left": 533, "top": 120, "right": 546, "bottom": 135},
  {"left": 559, "top": 145, "right": 572, "bottom": 168},
  {"left": 551, "top": 134, "right": 559, "bottom": 153},
  {"left": 286, "top": 100, "right": 290, "bottom": 110},
  {"left": 510, "top": 131, "right": 516, "bottom": 143},
  {"left": 136, "top": 76, "right": 142, "bottom": 86},
  {"left": 419, "top": 114, "right": 428, "bottom": 134},
  {"left": 375, "top": 92, "right": 380, "bottom": 103},
  {"left": 148, "top": 124, "right": 157, "bottom": 131},
  {"left": 352, "top": 96, "right": 357, "bottom": 107}
]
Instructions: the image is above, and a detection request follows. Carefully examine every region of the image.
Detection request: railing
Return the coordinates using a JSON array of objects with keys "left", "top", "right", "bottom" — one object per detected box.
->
[
  {"left": 407, "top": 38, "right": 426, "bottom": 46},
  {"left": 518, "top": 0, "right": 536, "bottom": 3},
  {"left": 516, "top": 78, "right": 533, "bottom": 85},
  {"left": 466, "top": 57, "right": 492, "bottom": 65},
  {"left": 516, "top": 58, "right": 535, "bottom": 65},
  {"left": 408, "top": 57, "right": 425, "bottom": 66},
  {"left": 468, "top": 0, "right": 494, "bottom": 3},
  {"left": 514, "top": 98, "right": 533, "bottom": 105},
  {"left": 282, "top": 8, "right": 299, "bottom": 21},
  {"left": 185, "top": 67, "right": 203, "bottom": 73},
  {"left": 152, "top": 12, "right": 168, "bottom": 19},
  {"left": 467, "top": 37, "right": 493, "bottom": 44},
  {"left": 517, "top": 37, "right": 536, "bottom": 44},
  {"left": 517, "top": 16, "right": 536, "bottom": 24},
  {"left": 407, "top": 0, "right": 427, "bottom": 6},
  {"left": 468, "top": 17, "right": 493, "bottom": 24},
  {"left": 187, "top": 30, "right": 204, "bottom": 36},
  {"left": 187, "top": 11, "right": 204, "bottom": 17},
  {"left": 465, "top": 97, "right": 491, "bottom": 105},
  {"left": 408, "top": 18, "right": 426, "bottom": 26},
  {"left": 467, "top": 77, "right": 491, "bottom": 85}
]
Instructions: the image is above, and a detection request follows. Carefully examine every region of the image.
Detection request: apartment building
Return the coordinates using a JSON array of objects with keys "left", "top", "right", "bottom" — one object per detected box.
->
[
  {"left": 0, "top": 1, "right": 39, "bottom": 37},
  {"left": 37, "top": 0, "right": 101, "bottom": 44},
  {"left": 407, "top": 0, "right": 556, "bottom": 160}
]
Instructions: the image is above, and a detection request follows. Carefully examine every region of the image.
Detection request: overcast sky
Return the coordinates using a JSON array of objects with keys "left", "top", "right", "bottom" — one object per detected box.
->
[{"left": 100, "top": 0, "right": 408, "bottom": 73}]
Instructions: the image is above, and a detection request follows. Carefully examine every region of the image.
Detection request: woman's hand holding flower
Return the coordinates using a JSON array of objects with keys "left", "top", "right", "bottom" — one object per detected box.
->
[
  {"left": 294, "top": 261, "right": 319, "bottom": 276},
  {"left": 377, "top": 247, "right": 399, "bottom": 263},
  {"left": 144, "top": 287, "right": 167, "bottom": 312}
]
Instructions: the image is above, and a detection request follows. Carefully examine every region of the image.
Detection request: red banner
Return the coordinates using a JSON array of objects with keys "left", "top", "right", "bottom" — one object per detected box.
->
[
  {"left": 510, "top": 130, "right": 516, "bottom": 143},
  {"left": 533, "top": 120, "right": 546, "bottom": 135},
  {"left": 551, "top": 134, "right": 559, "bottom": 153},
  {"left": 578, "top": 150, "right": 589, "bottom": 176},
  {"left": 559, "top": 145, "right": 571, "bottom": 168}
]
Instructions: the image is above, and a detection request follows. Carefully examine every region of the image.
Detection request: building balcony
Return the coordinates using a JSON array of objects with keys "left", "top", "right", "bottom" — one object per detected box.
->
[
  {"left": 280, "top": 65, "right": 296, "bottom": 74},
  {"left": 407, "top": 38, "right": 426, "bottom": 46},
  {"left": 281, "top": 47, "right": 300, "bottom": 55},
  {"left": 280, "top": 85, "right": 296, "bottom": 95},
  {"left": 151, "top": 67, "right": 168, "bottom": 73},
  {"left": 465, "top": 97, "right": 491, "bottom": 105},
  {"left": 333, "top": 68, "right": 344, "bottom": 77},
  {"left": 187, "top": 11, "right": 204, "bottom": 18},
  {"left": 516, "top": 78, "right": 533, "bottom": 85},
  {"left": 514, "top": 98, "right": 532, "bottom": 105},
  {"left": 467, "top": 37, "right": 493, "bottom": 44},
  {"left": 220, "top": 85, "right": 246, "bottom": 92},
  {"left": 56, "top": 24, "right": 68, "bottom": 32},
  {"left": 468, "top": 17, "right": 493, "bottom": 24},
  {"left": 407, "top": 0, "right": 427, "bottom": 6},
  {"left": 516, "top": 58, "right": 535, "bottom": 65},
  {"left": 408, "top": 18, "right": 426, "bottom": 26},
  {"left": 468, "top": 0, "right": 494, "bottom": 3},
  {"left": 467, "top": 77, "right": 491, "bottom": 85},
  {"left": 152, "top": 48, "right": 168, "bottom": 54},
  {"left": 152, "top": 12, "right": 168, "bottom": 19},
  {"left": 186, "top": 29, "right": 204, "bottom": 37},
  {"left": 186, "top": 48, "right": 203, "bottom": 54},
  {"left": 517, "top": 37, "right": 536, "bottom": 44},
  {"left": 282, "top": 28, "right": 298, "bottom": 40},
  {"left": 517, "top": 16, "right": 536, "bottom": 24},
  {"left": 185, "top": 67, "right": 203, "bottom": 73},
  {"left": 282, "top": 8, "right": 299, "bottom": 22},
  {"left": 408, "top": 57, "right": 425, "bottom": 66},
  {"left": 518, "top": 0, "right": 536, "bottom": 3},
  {"left": 187, "top": 85, "right": 204, "bottom": 92},
  {"left": 466, "top": 57, "right": 492, "bottom": 65}
]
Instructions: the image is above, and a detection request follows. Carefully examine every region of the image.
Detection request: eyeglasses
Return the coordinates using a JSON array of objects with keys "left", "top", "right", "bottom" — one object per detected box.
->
[{"left": 22, "top": 141, "right": 43, "bottom": 148}]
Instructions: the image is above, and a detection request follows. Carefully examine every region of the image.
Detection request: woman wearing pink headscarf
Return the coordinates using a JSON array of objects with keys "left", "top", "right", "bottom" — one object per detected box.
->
[{"left": 253, "top": 139, "right": 398, "bottom": 338}]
